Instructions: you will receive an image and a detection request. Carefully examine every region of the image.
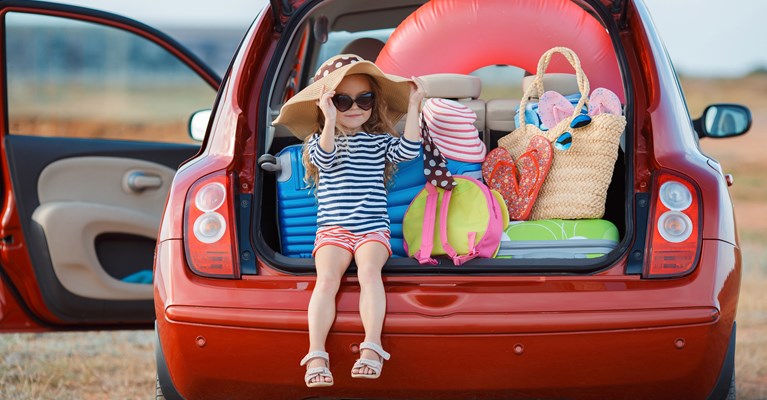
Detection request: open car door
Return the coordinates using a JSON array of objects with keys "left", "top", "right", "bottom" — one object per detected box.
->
[{"left": 0, "top": 1, "right": 221, "bottom": 332}]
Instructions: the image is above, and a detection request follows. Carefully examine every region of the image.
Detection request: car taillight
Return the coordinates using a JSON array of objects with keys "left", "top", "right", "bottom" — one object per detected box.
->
[
  {"left": 184, "top": 171, "right": 240, "bottom": 278},
  {"left": 645, "top": 172, "right": 701, "bottom": 278}
]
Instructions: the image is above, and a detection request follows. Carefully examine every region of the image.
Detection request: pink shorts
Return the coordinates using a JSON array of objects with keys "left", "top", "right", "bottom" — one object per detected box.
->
[{"left": 313, "top": 226, "right": 392, "bottom": 257}]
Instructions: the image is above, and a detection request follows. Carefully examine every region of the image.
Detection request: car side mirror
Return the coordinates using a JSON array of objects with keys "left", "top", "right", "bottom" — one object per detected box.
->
[
  {"left": 693, "top": 104, "right": 751, "bottom": 139},
  {"left": 189, "top": 109, "right": 212, "bottom": 142}
]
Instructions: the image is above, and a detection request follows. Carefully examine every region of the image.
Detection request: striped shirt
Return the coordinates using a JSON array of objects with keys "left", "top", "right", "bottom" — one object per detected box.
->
[{"left": 308, "top": 132, "right": 421, "bottom": 234}]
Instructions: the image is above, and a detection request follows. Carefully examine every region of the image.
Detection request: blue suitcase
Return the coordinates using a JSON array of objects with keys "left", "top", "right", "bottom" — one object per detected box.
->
[{"left": 274, "top": 144, "right": 481, "bottom": 258}]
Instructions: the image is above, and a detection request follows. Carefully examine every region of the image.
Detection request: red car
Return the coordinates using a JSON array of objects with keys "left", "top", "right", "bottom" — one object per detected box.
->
[{"left": 0, "top": 0, "right": 752, "bottom": 399}]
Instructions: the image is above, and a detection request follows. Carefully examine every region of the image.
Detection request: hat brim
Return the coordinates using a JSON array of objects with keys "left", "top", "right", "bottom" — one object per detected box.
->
[
  {"left": 432, "top": 136, "right": 487, "bottom": 163},
  {"left": 273, "top": 60, "right": 412, "bottom": 139}
]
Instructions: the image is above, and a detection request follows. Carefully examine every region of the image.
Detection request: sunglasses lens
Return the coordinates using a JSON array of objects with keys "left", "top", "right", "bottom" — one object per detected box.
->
[
  {"left": 355, "top": 93, "right": 375, "bottom": 110},
  {"left": 331, "top": 92, "right": 375, "bottom": 112},
  {"left": 332, "top": 95, "right": 354, "bottom": 112}
]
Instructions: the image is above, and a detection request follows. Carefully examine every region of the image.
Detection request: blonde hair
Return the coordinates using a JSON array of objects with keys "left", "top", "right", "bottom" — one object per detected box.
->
[{"left": 302, "top": 74, "right": 399, "bottom": 190}]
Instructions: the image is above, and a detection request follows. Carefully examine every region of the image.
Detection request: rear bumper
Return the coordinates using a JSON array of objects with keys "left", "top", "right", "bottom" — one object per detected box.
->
[
  {"left": 157, "top": 309, "right": 731, "bottom": 400},
  {"left": 154, "top": 238, "right": 740, "bottom": 399},
  {"left": 164, "top": 303, "right": 719, "bottom": 334}
]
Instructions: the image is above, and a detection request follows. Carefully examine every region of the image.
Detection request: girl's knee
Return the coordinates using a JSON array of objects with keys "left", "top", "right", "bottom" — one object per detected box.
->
[
  {"left": 314, "top": 275, "right": 342, "bottom": 294},
  {"left": 356, "top": 265, "right": 383, "bottom": 286}
]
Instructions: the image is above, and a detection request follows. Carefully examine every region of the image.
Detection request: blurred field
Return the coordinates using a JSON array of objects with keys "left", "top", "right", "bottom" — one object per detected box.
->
[
  {"left": 1, "top": 75, "right": 766, "bottom": 399},
  {"left": 8, "top": 84, "right": 214, "bottom": 143},
  {"left": 693, "top": 74, "right": 767, "bottom": 399}
]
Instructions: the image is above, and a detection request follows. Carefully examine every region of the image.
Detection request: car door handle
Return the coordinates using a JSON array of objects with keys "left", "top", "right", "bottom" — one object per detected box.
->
[{"left": 126, "top": 172, "right": 163, "bottom": 192}]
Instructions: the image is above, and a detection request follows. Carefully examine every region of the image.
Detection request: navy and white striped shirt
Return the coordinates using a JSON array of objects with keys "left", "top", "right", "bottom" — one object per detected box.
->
[{"left": 308, "top": 132, "right": 421, "bottom": 234}]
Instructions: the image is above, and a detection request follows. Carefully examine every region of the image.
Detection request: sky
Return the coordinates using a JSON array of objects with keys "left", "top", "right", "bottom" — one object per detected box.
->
[{"left": 50, "top": 0, "right": 767, "bottom": 77}]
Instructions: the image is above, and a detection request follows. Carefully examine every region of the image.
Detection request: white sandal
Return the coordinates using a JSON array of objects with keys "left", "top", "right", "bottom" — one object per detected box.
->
[
  {"left": 300, "top": 351, "right": 333, "bottom": 388},
  {"left": 351, "top": 342, "right": 390, "bottom": 379}
]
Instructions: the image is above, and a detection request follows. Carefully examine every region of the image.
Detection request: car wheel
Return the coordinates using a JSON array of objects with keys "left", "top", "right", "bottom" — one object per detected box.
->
[{"left": 156, "top": 375, "right": 166, "bottom": 400}]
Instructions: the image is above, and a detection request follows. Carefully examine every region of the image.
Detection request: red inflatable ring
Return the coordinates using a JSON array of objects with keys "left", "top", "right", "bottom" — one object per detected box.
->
[{"left": 376, "top": 0, "right": 624, "bottom": 101}]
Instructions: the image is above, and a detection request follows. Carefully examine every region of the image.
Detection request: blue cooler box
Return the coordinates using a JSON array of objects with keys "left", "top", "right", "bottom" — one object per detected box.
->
[{"left": 274, "top": 144, "right": 481, "bottom": 258}]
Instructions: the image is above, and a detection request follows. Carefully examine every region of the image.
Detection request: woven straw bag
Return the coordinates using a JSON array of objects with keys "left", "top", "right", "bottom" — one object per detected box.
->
[{"left": 497, "top": 47, "right": 626, "bottom": 220}]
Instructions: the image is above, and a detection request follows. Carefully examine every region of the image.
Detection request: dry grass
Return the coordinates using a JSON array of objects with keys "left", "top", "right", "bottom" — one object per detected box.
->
[
  {"left": 0, "top": 331, "right": 154, "bottom": 399},
  {"left": 736, "top": 250, "right": 767, "bottom": 399},
  {"left": 2, "top": 75, "right": 766, "bottom": 398}
]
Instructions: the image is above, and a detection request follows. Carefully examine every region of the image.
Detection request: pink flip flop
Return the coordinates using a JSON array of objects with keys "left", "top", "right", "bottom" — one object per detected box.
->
[
  {"left": 538, "top": 90, "right": 575, "bottom": 129},
  {"left": 588, "top": 87, "right": 622, "bottom": 116}
]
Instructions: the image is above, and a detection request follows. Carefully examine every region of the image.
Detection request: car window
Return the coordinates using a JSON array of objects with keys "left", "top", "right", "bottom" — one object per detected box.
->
[
  {"left": 313, "top": 28, "right": 393, "bottom": 72},
  {"left": 314, "top": 29, "right": 525, "bottom": 102},
  {"left": 662, "top": 50, "right": 698, "bottom": 141},
  {"left": 470, "top": 65, "right": 526, "bottom": 101},
  {"left": 4, "top": 12, "right": 216, "bottom": 144}
]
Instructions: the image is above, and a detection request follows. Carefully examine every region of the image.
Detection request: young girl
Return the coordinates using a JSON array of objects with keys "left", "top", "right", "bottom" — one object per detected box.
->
[{"left": 273, "top": 54, "right": 425, "bottom": 388}]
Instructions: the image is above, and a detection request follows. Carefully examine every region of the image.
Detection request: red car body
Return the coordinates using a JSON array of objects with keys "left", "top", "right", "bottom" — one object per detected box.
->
[{"left": 0, "top": 0, "right": 750, "bottom": 399}]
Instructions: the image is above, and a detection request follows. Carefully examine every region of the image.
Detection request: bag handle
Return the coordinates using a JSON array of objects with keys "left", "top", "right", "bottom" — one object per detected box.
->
[
  {"left": 518, "top": 47, "right": 590, "bottom": 131},
  {"left": 413, "top": 183, "right": 439, "bottom": 265},
  {"left": 413, "top": 181, "right": 479, "bottom": 266},
  {"left": 438, "top": 186, "right": 479, "bottom": 265}
]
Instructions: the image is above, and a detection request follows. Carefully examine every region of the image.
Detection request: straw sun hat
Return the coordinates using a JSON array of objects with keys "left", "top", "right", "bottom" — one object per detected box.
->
[{"left": 273, "top": 54, "right": 413, "bottom": 139}]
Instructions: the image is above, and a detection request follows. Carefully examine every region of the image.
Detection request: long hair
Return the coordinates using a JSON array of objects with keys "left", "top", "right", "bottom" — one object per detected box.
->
[{"left": 302, "top": 74, "right": 399, "bottom": 190}]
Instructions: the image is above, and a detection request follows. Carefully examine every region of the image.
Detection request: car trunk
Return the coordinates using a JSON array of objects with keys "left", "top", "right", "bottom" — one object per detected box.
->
[
  {"left": 251, "top": 0, "right": 632, "bottom": 275},
  {"left": 253, "top": 137, "right": 629, "bottom": 275}
]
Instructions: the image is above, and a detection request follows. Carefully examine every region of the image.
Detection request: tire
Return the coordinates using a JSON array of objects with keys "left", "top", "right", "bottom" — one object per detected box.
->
[
  {"left": 156, "top": 375, "right": 166, "bottom": 400},
  {"left": 726, "top": 370, "right": 736, "bottom": 400}
]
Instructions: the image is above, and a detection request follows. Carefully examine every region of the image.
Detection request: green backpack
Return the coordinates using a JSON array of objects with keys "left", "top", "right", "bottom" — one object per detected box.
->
[{"left": 403, "top": 176, "right": 508, "bottom": 265}]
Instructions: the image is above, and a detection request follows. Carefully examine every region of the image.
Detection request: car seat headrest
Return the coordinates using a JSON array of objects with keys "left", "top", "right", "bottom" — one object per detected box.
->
[
  {"left": 340, "top": 38, "right": 386, "bottom": 61},
  {"left": 420, "top": 73, "right": 481, "bottom": 100}
]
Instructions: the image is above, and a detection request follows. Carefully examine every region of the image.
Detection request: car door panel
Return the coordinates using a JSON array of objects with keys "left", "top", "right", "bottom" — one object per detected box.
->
[
  {"left": 34, "top": 156, "right": 176, "bottom": 301},
  {"left": 0, "top": 1, "right": 220, "bottom": 330},
  {"left": 5, "top": 135, "right": 199, "bottom": 323}
]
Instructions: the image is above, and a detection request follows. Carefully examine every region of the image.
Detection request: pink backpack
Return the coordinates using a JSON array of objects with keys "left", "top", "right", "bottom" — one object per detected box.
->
[{"left": 403, "top": 176, "right": 506, "bottom": 265}]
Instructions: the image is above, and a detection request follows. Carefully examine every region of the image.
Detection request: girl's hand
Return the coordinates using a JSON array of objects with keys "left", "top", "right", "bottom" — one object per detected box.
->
[
  {"left": 402, "top": 76, "right": 426, "bottom": 143},
  {"left": 317, "top": 85, "right": 337, "bottom": 126},
  {"left": 409, "top": 76, "right": 426, "bottom": 108}
]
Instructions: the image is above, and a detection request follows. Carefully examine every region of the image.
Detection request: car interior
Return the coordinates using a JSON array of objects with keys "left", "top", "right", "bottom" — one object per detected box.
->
[{"left": 255, "top": 0, "right": 629, "bottom": 273}]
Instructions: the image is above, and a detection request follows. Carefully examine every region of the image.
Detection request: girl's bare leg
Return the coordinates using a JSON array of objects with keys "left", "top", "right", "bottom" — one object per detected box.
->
[
  {"left": 351, "top": 241, "right": 389, "bottom": 376},
  {"left": 306, "top": 245, "right": 353, "bottom": 384}
]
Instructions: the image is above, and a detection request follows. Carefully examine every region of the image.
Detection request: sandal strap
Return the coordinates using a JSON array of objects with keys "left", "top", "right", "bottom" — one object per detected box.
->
[
  {"left": 353, "top": 358, "right": 383, "bottom": 374},
  {"left": 359, "top": 342, "right": 390, "bottom": 360},
  {"left": 304, "top": 367, "right": 333, "bottom": 384},
  {"left": 300, "top": 350, "right": 329, "bottom": 366}
]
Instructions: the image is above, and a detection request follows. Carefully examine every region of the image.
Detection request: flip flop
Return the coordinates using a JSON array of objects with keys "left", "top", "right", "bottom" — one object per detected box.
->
[
  {"left": 496, "top": 135, "right": 552, "bottom": 220},
  {"left": 538, "top": 90, "right": 575, "bottom": 129},
  {"left": 588, "top": 87, "right": 622, "bottom": 116},
  {"left": 482, "top": 147, "right": 516, "bottom": 185},
  {"left": 485, "top": 153, "right": 518, "bottom": 218},
  {"left": 483, "top": 136, "right": 553, "bottom": 221}
]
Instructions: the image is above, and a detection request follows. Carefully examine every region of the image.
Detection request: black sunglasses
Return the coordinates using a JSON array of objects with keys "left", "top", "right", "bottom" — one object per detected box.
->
[{"left": 331, "top": 92, "right": 375, "bottom": 112}]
